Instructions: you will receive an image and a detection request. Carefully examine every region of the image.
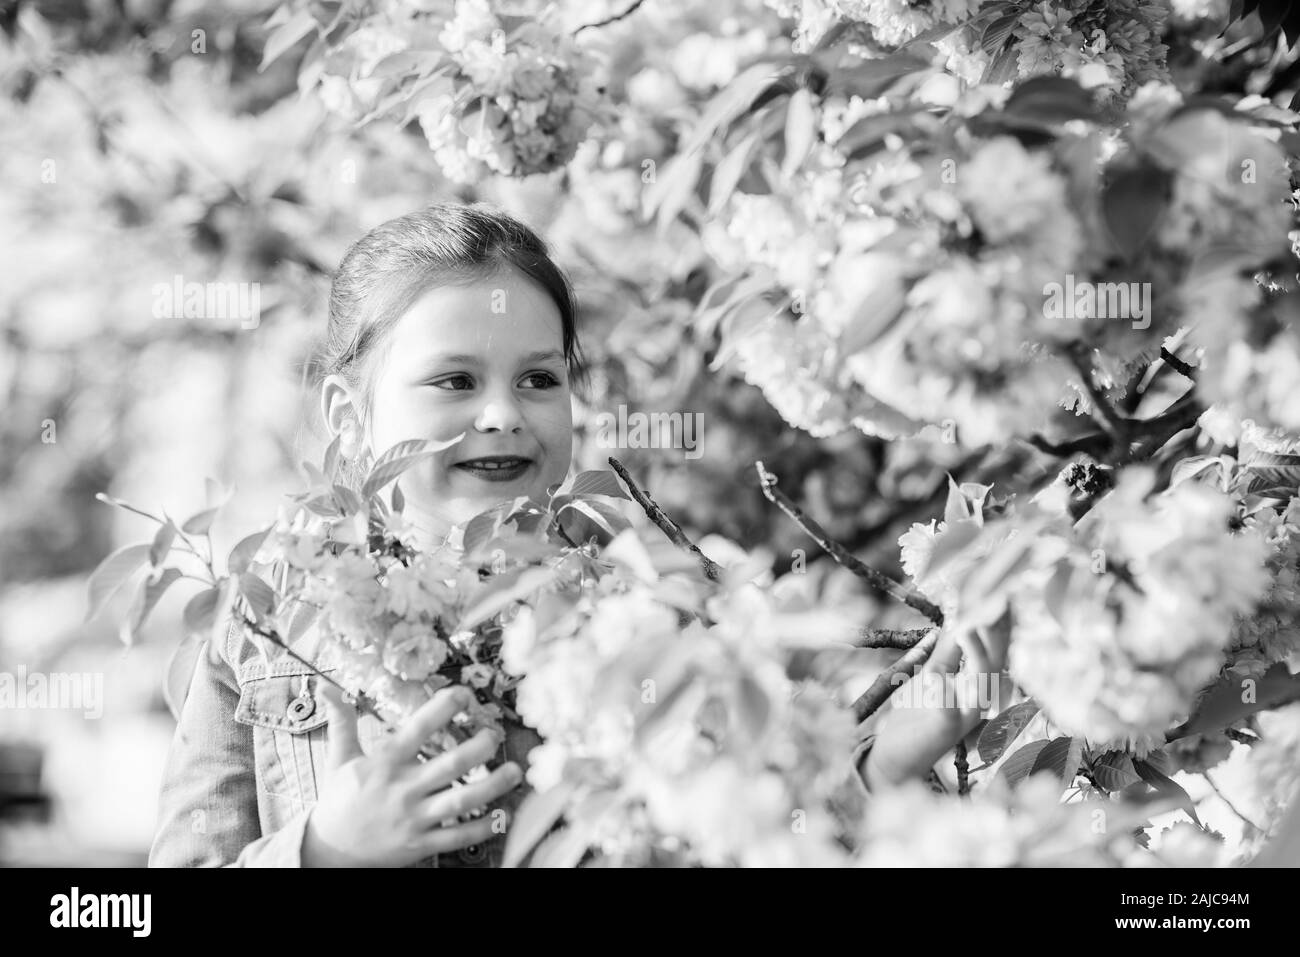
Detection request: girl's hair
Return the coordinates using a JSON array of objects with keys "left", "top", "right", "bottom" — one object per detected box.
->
[{"left": 318, "top": 202, "right": 588, "bottom": 434}]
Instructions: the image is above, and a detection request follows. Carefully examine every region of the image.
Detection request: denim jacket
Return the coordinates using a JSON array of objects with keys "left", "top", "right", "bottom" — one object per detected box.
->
[{"left": 148, "top": 616, "right": 541, "bottom": 868}]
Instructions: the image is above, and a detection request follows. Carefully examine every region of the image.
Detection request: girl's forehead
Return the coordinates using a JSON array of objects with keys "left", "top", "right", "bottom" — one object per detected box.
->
[{"left": 391, "top": 271, "right": 564, "bottom": 358}]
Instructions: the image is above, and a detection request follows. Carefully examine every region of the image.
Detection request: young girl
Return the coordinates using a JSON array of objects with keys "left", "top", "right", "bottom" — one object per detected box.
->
[{"left": 148, "top": 202, "right": 989, "bottom": 867}]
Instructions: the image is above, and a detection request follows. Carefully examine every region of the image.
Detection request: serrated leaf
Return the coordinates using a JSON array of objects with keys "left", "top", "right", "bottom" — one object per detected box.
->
[
  {"left": 824, "top": 52, "right": 930, "bottom": 98},
  {"left": 182, "top": 587, "right": 222, "bottom": 637},
  {"left": 503, "top": 782, "right": 575, "bottom": 868},
  {"left": 562, "top": 470, "right": 631, "bottom": 501},
  {"left": 121, "top": 566, "right": 183, "bottom": 645},
  {"left": 322, "top": 433, "right": 341, "bottom": 483},
  {"left": 332, "top": 484, "right": 364, "bottom": 515},
  {"left": 558, "top": 499, "right": 621, "bottom": 540},
  {"left": 85, "top": 543, "right": 153, "bottom": 623},
  {"left": 150, "top": 522, "right": 177, "bottom": 568},
  {"left": 977, "top": 700, "right": 1041, "bottom": 764},
  {"left": 1091, "top": 750, "right": 1144, "bottom": 791},
  {"left": 980, "top": 12, "right": 1020, "bottom": 54},
  {"left": 1030, "top": 735, "right": 1084, "bottom": 784},
  {"left": 998, "top": 739, "right": 1051, "bottom": 787},
  {"left": 1133, "top": 758, "right": 1202, "bottom": 826},
  {"left": 228, "top": 527, "right": 272, "bottom": 578}
]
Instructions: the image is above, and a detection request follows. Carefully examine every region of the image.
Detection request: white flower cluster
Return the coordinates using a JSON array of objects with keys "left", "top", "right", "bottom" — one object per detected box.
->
[
  {"left": 501, "top": 531, "right": 864, "bottom": 866},
  {"left": 1009, "top": 470, "right": 1271, "bottom": 753},
  {"left": 414, "top": 0, "right": 610, "bottom": 181}
]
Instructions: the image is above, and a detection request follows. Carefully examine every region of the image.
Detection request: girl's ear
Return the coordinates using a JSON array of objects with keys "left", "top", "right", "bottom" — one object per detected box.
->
[{"left": 321, "top": 374, "right": 363, "bottom": 458}]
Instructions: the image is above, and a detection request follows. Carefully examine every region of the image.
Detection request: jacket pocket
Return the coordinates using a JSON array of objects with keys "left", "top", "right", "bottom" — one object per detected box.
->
[{"left": 233, "top": 669, "right": 330, "bottom": 809}]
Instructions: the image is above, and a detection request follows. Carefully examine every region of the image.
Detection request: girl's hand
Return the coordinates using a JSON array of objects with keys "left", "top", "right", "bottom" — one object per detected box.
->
[
  {"left": 861, "top": 621, "right": 1011, "bottom": 791},
  {"left": 302, "top": 683, "right": 524, "bottom": 868}
]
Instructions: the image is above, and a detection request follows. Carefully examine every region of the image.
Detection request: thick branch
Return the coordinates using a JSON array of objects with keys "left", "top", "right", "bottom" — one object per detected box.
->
[
  {"left": 608, "top": 456, "right": 722, "bottom": 581},
  {"left": 755, "top": 461, "right": 943, "bottom": 624},
  {"left": 852, "top": 628, "right": 942, "bottom": 721},
  {"left": 1159, "top": 346, "right": 1197, "bottom": 380},
  {"left": 954, "top": 739, "right": 971, "bottom": 797},
  {"left": 855, "top": 627, "right": 932, "bottom": 650}
]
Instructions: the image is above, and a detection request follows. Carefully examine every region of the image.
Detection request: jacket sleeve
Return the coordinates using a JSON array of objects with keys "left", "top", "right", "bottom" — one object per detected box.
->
[{"left": 148, "top": 627, "right": 315, "bottom": 867}]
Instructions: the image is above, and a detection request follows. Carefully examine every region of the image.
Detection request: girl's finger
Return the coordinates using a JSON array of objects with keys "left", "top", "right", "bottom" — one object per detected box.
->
[
  {"left": 387, "top": 685, "right": 474, "bottom": 762},
  {"left": 412, "top": 726, "right": 502, "bottom": 794},
  {"left": 417, "top": 762, "right": 523, "bottom": 829},
  {"left": 319, "top": 682, "right": 363, "bottom": 770},
  {"left": 921, "top": 627, "right": 963, "bottom": 676},
  {"left": 417, "top": 813, "right": 499, "bottom": 857}
]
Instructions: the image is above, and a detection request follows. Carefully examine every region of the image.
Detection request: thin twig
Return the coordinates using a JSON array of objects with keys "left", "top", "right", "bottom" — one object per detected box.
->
[
  {"left": 852, "top": 628, "right": 942, "bottom": 722},
  {"left": 573, "top": 0, "right": 648, "bottom": 35},
  {"left": 608, "top": 456, "right": 722, "bottom": 581},
  {"left": 954, "top": 738, "right": 970, "bottom": 797},
  {"left": 755, "top": 461, "right": 943, "bottom": 625}
]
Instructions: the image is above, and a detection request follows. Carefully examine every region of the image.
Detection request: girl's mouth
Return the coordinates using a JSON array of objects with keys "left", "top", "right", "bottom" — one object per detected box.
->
[{"left": 453, "top": 456, "right": 533, "bottom": 483}]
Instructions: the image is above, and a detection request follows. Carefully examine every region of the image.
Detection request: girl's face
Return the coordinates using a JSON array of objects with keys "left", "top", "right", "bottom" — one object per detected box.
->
[{"left": 323, "top": 265, "right": 575, "bottom": 544}]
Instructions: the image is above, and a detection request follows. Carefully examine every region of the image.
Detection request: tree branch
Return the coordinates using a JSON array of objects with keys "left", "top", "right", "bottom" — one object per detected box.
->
[
  {"left": 608, "top": 456, "right": 722, "bottom": 581},
  {"left": 755, "top": 461, "right": 944, "bottom": 624},
  {"left": 1159, "top": 346, "right": 1197, "bottom": 380},
  {"left": 573, "top": 0, "right": 648, "bottom": 34},
  {"left": 852, "top": 627, "right": 942, "bottom": 721},
  {"left": 855, "top": 627, "right": 932, "bottom": 649},
  {"left": 955, "top": 738, "right": 971, "bottom": 797}
]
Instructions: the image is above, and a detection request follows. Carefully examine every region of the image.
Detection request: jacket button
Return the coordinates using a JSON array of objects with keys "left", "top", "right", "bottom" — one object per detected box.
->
[
  {"left": 458, "top": 842, "right": 489, "bottom": 865},
  {"left": 287, "top": 694, "right": 316, "bottom": 722}
]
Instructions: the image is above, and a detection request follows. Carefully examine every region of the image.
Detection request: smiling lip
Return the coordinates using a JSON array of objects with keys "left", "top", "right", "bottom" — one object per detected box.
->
[{"left": 453, "top": 456, "right": 533, "bottom": 483}]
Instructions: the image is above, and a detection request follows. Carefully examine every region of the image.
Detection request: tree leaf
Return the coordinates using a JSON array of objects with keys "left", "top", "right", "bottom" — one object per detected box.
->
[
  {"left": 182, "top": 587, "right": 222, "bottom": 638},
  {"left": 121, "top": 567, "right": 183, "bottom": 646},
  {"left": 998, "top": 739, "right": 1051, "bottom": 787},
  {"left": 181, "top": 506, "right": 221, "bottom": 536},
  {"left": 823, "top": 51, "right": 930, "bottom": 98},
  {"left": 561, "top": 470, "right": 631, "bottom": 501},
  {"left": 736, "top": 673, "right": 770, "bottom": 738},
  {"left": 1168, "top": 661, "right": 1300, "bottom": 740},
  {"left": 924, "top": 519, "right": 983, "bottom": 576},
  {"left": 1090, "top": 750, "right": 1144, "bottom": 791},
  {"left": 228, "top": 527, "right": 272, "bottom": 577},
  {"left": 1133, "top": 758, "right": 1202, "bottom": 827},
  {"left": 85, "top": 543, "right": 153, "bottom": 623},
  {"left": 980, "top": 11, "right": 1021, "bottom": 54},
  {"left": 644, "top": 148, "right": 705, "bottom": 233},
  {"left": 1002, "top": 75, "right": 1101, "bottom": 124},
  {"left": 260, "top": 8, "right": 317, "bottom": 72},
  {"left": 149, "top": 522, "right": 177, "bottom": 568},
  {"left": 238, "top": 572, "right": 278, "bottom": 620},
  {"left": 781, "top": 87, "right": 817, "bottom": 178},
  {"left": 163, "top": 633, "right": 205, "bottom": 722},
  {"left": 977, "top": 700, "right": 1041, "bottom": 764},
  {"left": 679, "top": 61, "right": 790, "bottom": 158},
  {"left": 1102, "top": 164, "right": 1173, "bottom": 260},
  {"left": 710, "top": 130, "right": 760, "bottom": 214},
  {"left": 502, "top": 782, "right": 575, "bottom": 868},
  {"left": 1030, "top": 735, "right": 1084, "bottom": 784},
  {"left": 457, "top": 566, "right": 556, "bottom": 631}
]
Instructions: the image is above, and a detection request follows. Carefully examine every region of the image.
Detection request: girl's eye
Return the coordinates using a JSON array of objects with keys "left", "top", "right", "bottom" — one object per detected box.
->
[
  {"left": 521, "top": 371, "right": 561, "bottom": 389},
  {"left": 431, "top": 374, "right": 474, "bottom": 391}
]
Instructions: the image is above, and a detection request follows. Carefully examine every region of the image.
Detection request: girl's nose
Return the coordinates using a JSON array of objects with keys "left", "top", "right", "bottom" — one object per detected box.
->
[{"left": 474, "top": 392, "right": 524, "bottom": 434}]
